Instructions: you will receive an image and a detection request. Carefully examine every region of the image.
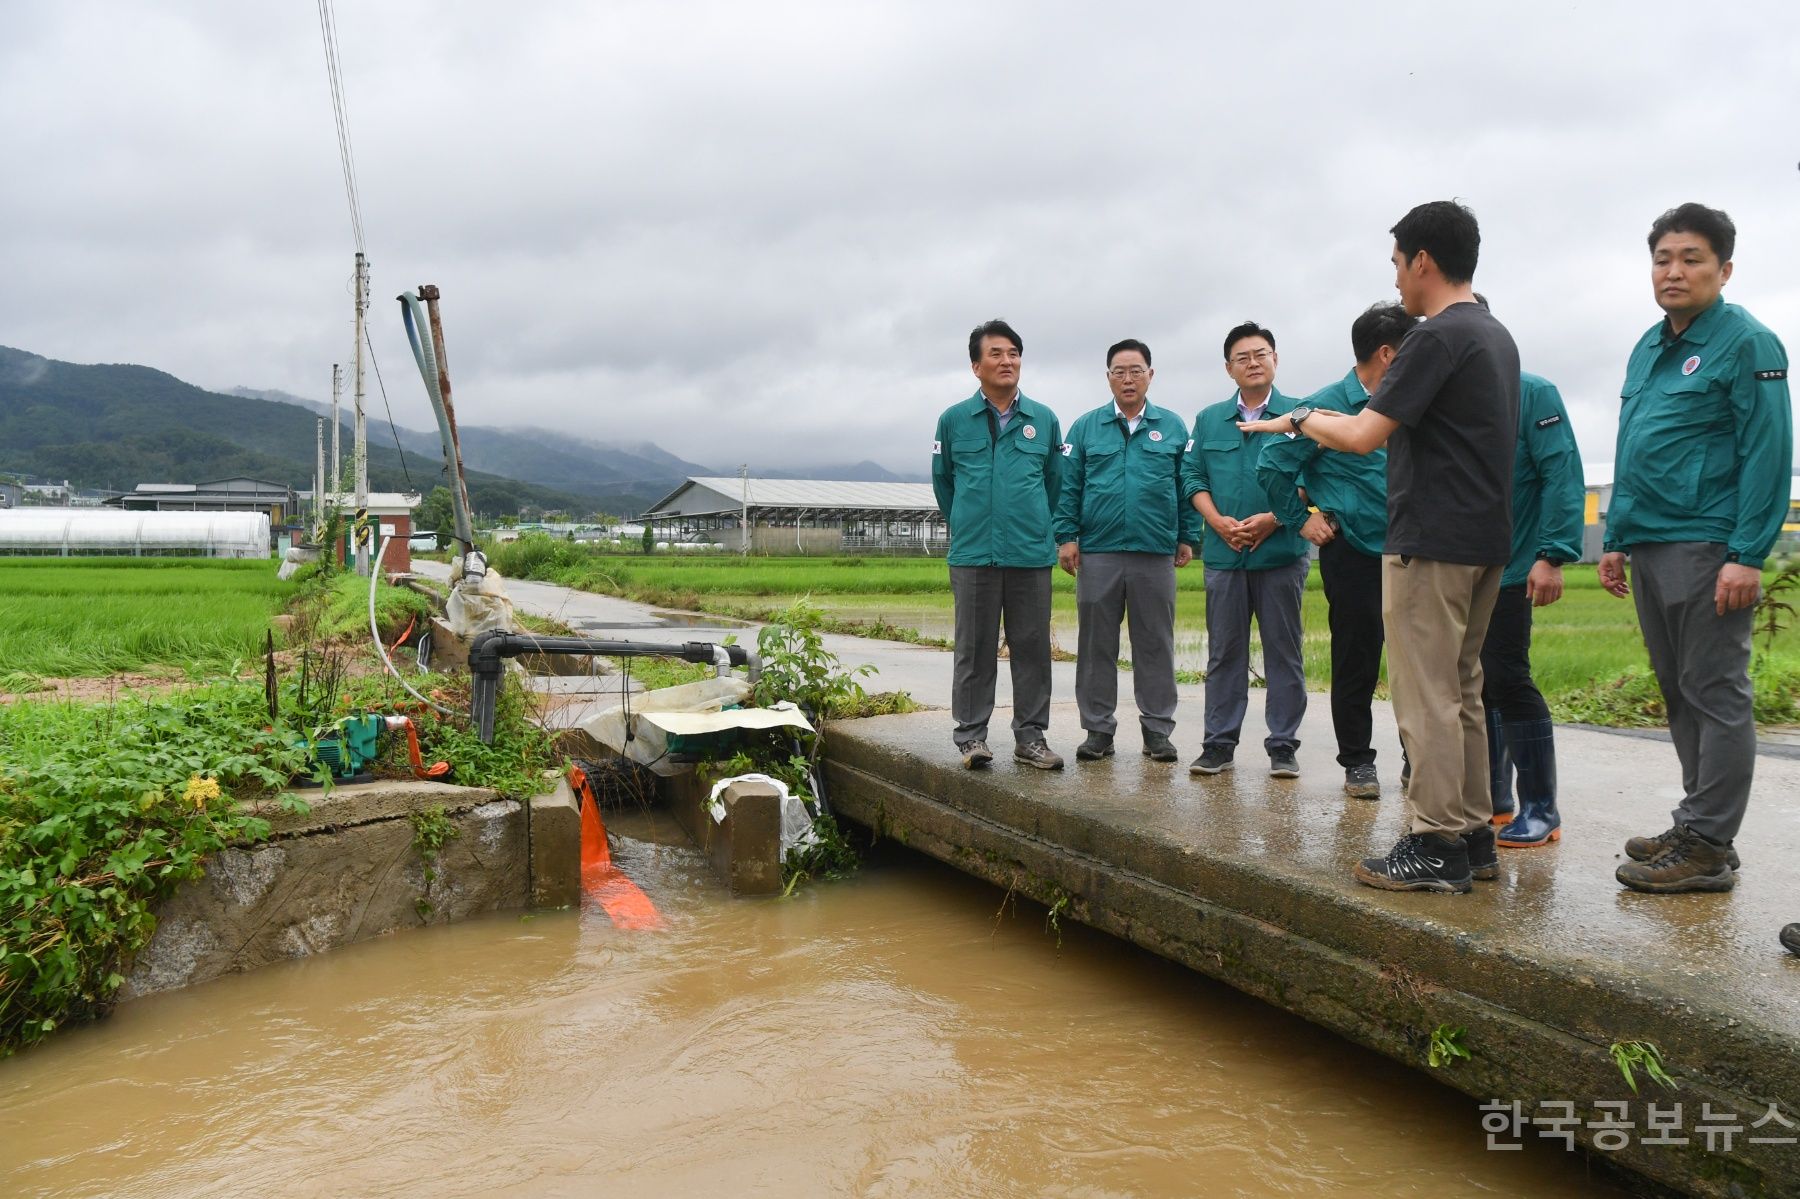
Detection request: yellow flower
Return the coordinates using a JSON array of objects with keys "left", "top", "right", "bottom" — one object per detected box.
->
[{"left": 183, "top": 776, "right": 222, "bottom": 810}]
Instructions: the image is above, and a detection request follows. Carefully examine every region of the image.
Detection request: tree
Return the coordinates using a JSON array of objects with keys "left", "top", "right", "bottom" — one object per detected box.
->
[
  {"left": 414, "top": 486, "right": 455, "bottom": 548},
  {"left": 641, "top": 523, "right": 655, "bottom": 554}
]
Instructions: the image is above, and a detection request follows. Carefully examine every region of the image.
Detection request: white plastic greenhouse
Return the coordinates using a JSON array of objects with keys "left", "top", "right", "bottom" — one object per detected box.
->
[{"left": 0, "top": 509, "right": 271, "bottom": 558}]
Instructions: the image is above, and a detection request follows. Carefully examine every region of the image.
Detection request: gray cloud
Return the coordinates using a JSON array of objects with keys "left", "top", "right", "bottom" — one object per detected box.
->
[{"left": 3, "top": 1, "right": 1796, "bottom": 475}]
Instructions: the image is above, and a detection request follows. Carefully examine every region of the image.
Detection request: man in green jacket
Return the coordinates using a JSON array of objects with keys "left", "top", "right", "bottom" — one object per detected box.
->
[
  {"left": 1481, "top": 364, "right": 1585, "bottom": 851},
  {"left": 1601, "top": 203, "right": 1792, "bottom": 893},
  {"left": 931, "top": 319, "right": 1066, "bottom": 771},
  {"left": 1182, "top": 321, "right": 1310, "bottom": 779},
  {"left": 1054, "top": 338, "right": 1200, "bottom": 764},
  {"left": 1256, "top": 303, "right": 1413, "bottom": 799}
]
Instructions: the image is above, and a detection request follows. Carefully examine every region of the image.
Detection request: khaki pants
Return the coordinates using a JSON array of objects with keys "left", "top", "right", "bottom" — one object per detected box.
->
[{"left": 1382, "top": 555, "right": 1502, "bottom": 837}]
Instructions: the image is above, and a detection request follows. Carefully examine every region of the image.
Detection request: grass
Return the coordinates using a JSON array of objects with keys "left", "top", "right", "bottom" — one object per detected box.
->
[
  {"left": 0, "top": 559, "right": 292, "bottom": 678},
  {"left": 486, "top": 539, "right": 1800, "bottom": 727}
]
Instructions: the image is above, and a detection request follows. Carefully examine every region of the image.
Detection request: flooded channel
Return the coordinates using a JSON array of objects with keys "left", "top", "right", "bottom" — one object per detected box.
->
[{"left": 2, "top": 809, "right": 1621, "bottom": 1198}]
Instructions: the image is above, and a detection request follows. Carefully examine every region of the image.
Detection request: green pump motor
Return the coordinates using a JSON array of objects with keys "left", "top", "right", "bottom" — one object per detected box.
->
[{"left": 307, "top": 714, "right": 385, "bottom": 784}]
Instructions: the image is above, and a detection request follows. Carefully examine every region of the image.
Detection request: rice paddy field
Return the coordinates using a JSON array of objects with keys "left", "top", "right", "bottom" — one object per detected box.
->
[
  {"left": 488, "top": 540, "right": 1800, "bottom": 726},
  {"left": 0, "top": 558, "right": 292, "bottom": 680}
]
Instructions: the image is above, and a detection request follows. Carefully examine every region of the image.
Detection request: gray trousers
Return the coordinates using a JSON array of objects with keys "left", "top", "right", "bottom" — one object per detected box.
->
[
  {"left": 1075, "top": 552, "right": 1178, "bottom": 737},
  {"left": 950, "top": 565, "right": 1053, "bottom": 747},
  {"left": 1631, "top": 542, "right": 1758, "bottom": 844},
  {"left": 1202, "top": 557, "right": 1309, "bottom": 754}
]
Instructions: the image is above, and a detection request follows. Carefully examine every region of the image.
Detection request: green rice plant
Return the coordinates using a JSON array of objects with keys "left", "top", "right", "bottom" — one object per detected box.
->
[{"left": 0, "top": 559, "right": 292, "bottom": 678}]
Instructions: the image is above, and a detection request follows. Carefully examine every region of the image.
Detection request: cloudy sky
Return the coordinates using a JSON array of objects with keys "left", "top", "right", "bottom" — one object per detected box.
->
[{"left": 4, "top": 2, "right": 1796, "bottom": 476}]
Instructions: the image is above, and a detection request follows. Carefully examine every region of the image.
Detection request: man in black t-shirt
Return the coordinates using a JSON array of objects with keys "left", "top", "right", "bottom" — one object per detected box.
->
[{"left": 1239, "top": 200, "right": 1520, "bottom": 893}]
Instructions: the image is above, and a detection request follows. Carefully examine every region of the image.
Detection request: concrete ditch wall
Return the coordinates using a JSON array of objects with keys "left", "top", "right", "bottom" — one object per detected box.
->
[
  {"left": 121, "top": 777, "right": 579, "bottom": 1001},
  {"left": 822, "top": 712, "right": 1800, "bottom": 1199}
]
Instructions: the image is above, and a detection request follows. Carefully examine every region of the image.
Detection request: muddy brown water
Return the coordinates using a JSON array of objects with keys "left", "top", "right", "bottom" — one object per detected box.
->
[{"left": 1, "top": 810, "right": 1623, "bottom": 1198}]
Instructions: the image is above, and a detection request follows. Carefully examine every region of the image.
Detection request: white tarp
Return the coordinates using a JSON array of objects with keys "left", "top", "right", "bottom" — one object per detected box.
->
[
  {"left": 445, "top": 556, "right": 515, "bottom": 636},
  {"left": 575, "top": 677, "right": 816, "bottom": 777},
  {"left": 706, "top": 772, "right": 820, "bottom": 857}
]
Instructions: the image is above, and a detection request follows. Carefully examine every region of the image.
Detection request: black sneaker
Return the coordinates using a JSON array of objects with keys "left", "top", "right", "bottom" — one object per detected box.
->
[
  {"left": 1075, "top": 732, "right": 1115, "bottom": 761},
  {"left": 1188, "top": 747, "right": 1233, "bottom": 776},
  {"left": 1625, "top": 825, "right": 1740, "bottom": 870},
  {"left": 1782, "top": 924, "right": 1800, "bottom": 957},
  {"left": 1353, "top": 833, "right": 1473, "bottom": 894},
  {"left": 1462, "top": 825, "right": 1498, "bottom": 881},
  {"left": 959, "top": 740, "right": 993, "bottom": 770},
  {"left": 1343, "top": 764, "right": 1381, "bottom": 800},
  {"left": 1268, "top": 751, "right": 1300, "bottom": 779},
  {"left": 1141, "top": 731, "right": 1178, "bottom": 762},
  {"left": 1013, "top": 739, "right": 1065, "bottom": 770}
]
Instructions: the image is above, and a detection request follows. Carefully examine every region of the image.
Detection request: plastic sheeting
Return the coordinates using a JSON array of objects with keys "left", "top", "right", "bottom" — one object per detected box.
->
[{"left": 0, "top": 509, "right": 271, "bottom": 558}]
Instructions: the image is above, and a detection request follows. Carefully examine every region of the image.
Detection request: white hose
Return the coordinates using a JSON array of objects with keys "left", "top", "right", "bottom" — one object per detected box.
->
[{"left": 369, "top": 533, "right": 456, "bottom": 716}]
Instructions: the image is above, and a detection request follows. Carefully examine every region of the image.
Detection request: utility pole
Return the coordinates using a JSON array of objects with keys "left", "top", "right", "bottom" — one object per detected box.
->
[
  {"left": 314, "top": 418, "right": 325, "bottom": 536},
  {"left": 739, "top": 464, "right": 750, "bottom": 556},
  {"left": 353, "top": 252, "right": 370, "bottom": 576},
  {"left": 330, "top": 362, "right": 341, "bottom": 501}
]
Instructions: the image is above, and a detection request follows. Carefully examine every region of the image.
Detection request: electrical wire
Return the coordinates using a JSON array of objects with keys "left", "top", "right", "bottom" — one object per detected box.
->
[
  {"left": 369, "top": 532, "right": 454, "bottom": 716},
  {"left": 315, "top": 0, "right": 366, "bottom": 253},
  {"left": 364, "top": 326, "right": 415, "bottom": 492}
]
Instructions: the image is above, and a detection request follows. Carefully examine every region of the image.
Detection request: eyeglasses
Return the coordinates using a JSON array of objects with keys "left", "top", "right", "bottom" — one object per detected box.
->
[
  {"left": 1228, "top": 349, "right": 1274, "bottom": 367},
  {"left": 1107, "top": 366, "right": 1149, "bottom": 379}
]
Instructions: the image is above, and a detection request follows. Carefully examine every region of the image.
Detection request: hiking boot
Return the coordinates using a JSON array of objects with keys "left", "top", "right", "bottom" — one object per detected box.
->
[
  {"left": 1188, "top": 747, "right": 1233, "bottom": 776},
  {"left": 1075, "top": 731, "right": 1115, "bottom": 761},
  {"left": 1141, "top": 731, "right": 1178, "bottom": 762},
  {"left": 1268, "top": 751, "right": 1300, "bottom": 779},
  {"left": 1014, "top": 739, "right": 1065, "bottom": 771},
  {"left": 1625, "top": 826, "right": 1739, "bottom": 870},
  {"left": 1782, "top": 924, "right": 1800, "bottom": 957},
  {"left": 959, "top": 740, "right": 993, "bottom": 770},
  {"left": 1354, "top": 832, "right": 1473, "bottom": 894},
  {"left": 1462, "top": 825, "right": 1499, "bottom": 881},
  {"left": 1343, "top": 764, "right": 1381, "bottom": 800},
  {"left": 1615, "top": 825, "right": 1736, "bottom": 894}
]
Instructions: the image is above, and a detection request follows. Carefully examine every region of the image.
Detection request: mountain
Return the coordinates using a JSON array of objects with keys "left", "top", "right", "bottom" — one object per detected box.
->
[
  {"left": 759, "top": 460, "right": 929, "bottom": 484},
  {"left": 0, "top": 347, "right": 597, "bottom": 516},
  {"left": 225, "top": 394, "right": 713, "bottom": 510}
]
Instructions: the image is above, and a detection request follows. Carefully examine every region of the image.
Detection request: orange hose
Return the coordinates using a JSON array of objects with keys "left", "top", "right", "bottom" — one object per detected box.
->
[{"left": 568, "top": 764, "right": 664, "bottom": 930}]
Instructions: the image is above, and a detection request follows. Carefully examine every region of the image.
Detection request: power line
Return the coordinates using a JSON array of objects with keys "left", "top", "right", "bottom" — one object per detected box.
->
[
  {"left": 364, "top": 325, "right": 416, "bottom": 493},
  {"left": 316, "top": 0, "right": 366, "bottom": 253}
]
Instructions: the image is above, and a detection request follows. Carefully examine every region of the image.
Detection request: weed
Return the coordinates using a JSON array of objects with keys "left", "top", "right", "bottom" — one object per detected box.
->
[
  {"left": 407, "top": 804, "right": 460, "bottom": 918},
  {"left": 1609, "top": 1040, "right": 1677, "bottom": 1093},
  {"left": 1427, "top": 1024, "right": 1471, "bottom": 1068}
]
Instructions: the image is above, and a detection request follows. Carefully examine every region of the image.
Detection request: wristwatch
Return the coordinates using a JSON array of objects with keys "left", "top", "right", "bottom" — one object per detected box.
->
[
  {"left": 1535, "top": 552, "right": 1564, "bottom": 566},
  {"left": 1287, "top": 405, "right": 1314, "bottom": 430}
]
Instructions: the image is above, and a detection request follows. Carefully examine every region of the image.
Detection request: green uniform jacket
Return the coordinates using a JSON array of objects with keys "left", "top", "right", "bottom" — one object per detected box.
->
[
  {"left": 1605, "top": 298, "right": 1792, "bottom": 568},
  {"left": 1053, "top": 401, "right": 1201, "bottom": 554},
  {"left": 1254, "top": 369, "right": 1388, "bottom": 557},
  {"left": 1503, "top": 373, "right": 1585, "bottom": 588},
  {"left": 932, "top": 392, "right": 1063, "bottom": 568},
  {"left": 1181, "top": 389, "right": 1309, "bottom": 571}
]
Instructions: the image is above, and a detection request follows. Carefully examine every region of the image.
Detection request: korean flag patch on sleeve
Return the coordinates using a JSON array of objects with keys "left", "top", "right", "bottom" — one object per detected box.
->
[{"left": 932, "top": 439, "right": 942, "bottom": 455}]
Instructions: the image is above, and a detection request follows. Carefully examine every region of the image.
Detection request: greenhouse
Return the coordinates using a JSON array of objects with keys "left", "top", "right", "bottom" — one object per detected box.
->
[{"left": 0, "top": 509, "right": 271, "bottom": 558}]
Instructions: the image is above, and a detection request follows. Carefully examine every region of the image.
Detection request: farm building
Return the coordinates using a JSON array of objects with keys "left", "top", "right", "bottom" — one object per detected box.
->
[
  {"left": 115, "top": 477, "right": 296, "bottom": 526},
  {"left": 297, "top": 491, "right": 421, "bottom": 573},
  {"left": 641, "top": 477, "right": 946, "bottom": 555},
  {"left": 0, "top": 509, "right": 271, "bottom": 559}
]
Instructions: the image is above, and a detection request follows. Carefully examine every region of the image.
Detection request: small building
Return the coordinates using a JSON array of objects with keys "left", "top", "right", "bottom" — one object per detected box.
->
[
  {"left": 641, "top": 477, "right": 947, "bottom": 555},
  {"left": 300, "top": 491, "right": 422, "bottom": 574},
  {"left": 116, "top": 477, "right": 295, "bottom": 526}
]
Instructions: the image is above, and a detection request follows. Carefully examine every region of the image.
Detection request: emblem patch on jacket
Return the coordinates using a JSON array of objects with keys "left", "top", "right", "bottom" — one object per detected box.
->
[
  {"left": 1756, "top": 369, "right": 1787, "bottom": 381},
  {"left": 1022, "top": 425, "right": 1036, "bottom": 440},
  {"left": 1534, "top": 414, "right": 1562, "bottom": 428}
]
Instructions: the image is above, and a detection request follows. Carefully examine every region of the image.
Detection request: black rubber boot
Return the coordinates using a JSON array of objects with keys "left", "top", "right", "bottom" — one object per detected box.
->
[
  {"left": 1496, "top": 718, "right": 1561, "bottom": 849},
  {"left": 1487, "top": 706, "right": 1514, "bottom": 825}
]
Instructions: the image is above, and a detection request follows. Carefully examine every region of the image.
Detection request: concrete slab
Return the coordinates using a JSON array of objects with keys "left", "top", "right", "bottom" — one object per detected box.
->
[
  {"left": 823, "top": 701, "right": 1800, "bottom": 1199},
  {"left": 663, "top": 771, "right": 785, "bottom": 896},
  {"left": 528, "top": 777, "right": 581, "bottom": 909}
]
